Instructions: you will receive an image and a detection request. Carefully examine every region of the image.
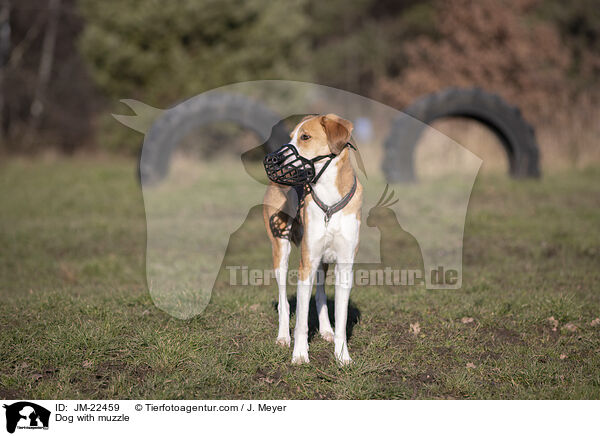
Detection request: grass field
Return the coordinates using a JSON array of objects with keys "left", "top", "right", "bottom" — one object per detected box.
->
[{"left": 1, "top": 158, "right": 599, "bottom": 399}]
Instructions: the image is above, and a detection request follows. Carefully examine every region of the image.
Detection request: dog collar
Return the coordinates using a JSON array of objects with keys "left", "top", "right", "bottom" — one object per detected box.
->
[{"left": 309, "top": 175, "right": 358, "bottom": 225}]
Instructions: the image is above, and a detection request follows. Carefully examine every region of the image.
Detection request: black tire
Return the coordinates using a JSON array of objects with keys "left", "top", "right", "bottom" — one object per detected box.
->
[
  {"left": 140, "top": 92, "right": 288, "bottom": 184},
  {"left": 383, "top": 87, "right": 541, "bottom": 182}
]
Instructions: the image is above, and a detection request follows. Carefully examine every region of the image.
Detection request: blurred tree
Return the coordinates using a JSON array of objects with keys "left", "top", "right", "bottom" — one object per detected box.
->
[
  {"left": 79, "top": 0, "right": 310, "bottom": 103},
  {"left": 24, "top": 0, "right": 61, "bottom": 149},
  {"left": 0, "top": 0, "right": 99, "bottom": 153},
  {"left": 0, "top": 0, "right": 10, "bottom": 141},
  {"left": 538, "top": 0, "right": 600, "bottom": 91},
  {"left": 1, "top": 0, "right": 597, "bottom": 157},
  {"left": 78, "top": 0, "right": 311, "bottom": 153},
  {"left": 305, "top": 0, "right": 436, "bottom": 96}
]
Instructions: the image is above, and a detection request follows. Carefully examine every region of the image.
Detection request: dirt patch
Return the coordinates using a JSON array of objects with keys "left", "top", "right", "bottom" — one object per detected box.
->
[
  {"left": 308, "top": 347, "right": 334, "bottom": 368},
  {"left": 378, "top": 367, "right": 407, "bottom": 385},
  {"left": 482, "top": 327, "right": 524, "bottom": 345},
  {"left": 96, "top": 360, "right": 128, "bottom": 378},
  {"left": 88, "top": 360, "right": 130, "bottom": 392},
  {"left": 479, "top": 350, "right": 501, "bottom": 361},
  {"left": 408, "top": 369, "right": 438, "bottom": 399},
  {"left": 92, "top": 360, "right": 151, "bottom": 383},
  {"left": 253, "top": 367, "right": 283, "bottom": 385},
  {"left": 414, "top": 371, "right": 436, "bottom": 384},
  {"left": 533, "top": 324, "right": 561, "bottom": 343},
  {"left": 253, "top": 366, "right": 315, "bottom": 400},
  {"left": 378, "top": 366, "right": 438, "bottom": 399},
  {"left": 434, "top": 346, "right": 455, "bottom": 358},
  {"left": 27, "top": 367, "right": 59, "bottom": 383},
  {"left": 540, "top": 243, "right": 561, "bottom": 258},
  {"left": 387, "top": 322, "right": 418, "bottom": 350},
  {"left": 0, "top": 387, "right": 27, "bottom": 399},
  {"left": 131, "top": 364, "right": 152, "bottom": 381}
]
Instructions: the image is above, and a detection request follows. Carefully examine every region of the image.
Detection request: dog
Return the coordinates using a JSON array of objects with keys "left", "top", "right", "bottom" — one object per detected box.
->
[{"left": 263, "top": 114, "right": 362, "bottom": 365}]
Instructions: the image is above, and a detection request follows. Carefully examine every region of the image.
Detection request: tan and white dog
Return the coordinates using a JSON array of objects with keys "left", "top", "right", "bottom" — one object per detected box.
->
[{"left": 263, "top": 114, "right": 362, "bottom": 365}]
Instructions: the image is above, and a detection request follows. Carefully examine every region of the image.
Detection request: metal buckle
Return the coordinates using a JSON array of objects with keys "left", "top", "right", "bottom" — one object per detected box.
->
[{"left": 324, "top": 208, "right": 332, "bottom": 225}]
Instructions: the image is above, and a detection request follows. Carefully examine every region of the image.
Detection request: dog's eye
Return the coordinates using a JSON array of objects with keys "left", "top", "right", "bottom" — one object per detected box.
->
[{"left": 300, "top": 134, "right": 311, "bottom": 141}]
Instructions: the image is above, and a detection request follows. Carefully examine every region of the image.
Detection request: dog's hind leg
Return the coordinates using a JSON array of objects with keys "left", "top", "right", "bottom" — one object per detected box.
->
[
  {"left": 334, "top": 259, "right": 354, "bottom": 365},
  {"left": 274, "top": 238, "right": 292, "bottom": 347},
  {"left": 315, "top": 262, "right": 334, "bottom": 343}
]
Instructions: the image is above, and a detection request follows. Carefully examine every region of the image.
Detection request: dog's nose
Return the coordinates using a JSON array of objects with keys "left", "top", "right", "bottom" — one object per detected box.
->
[{"left": 264, "top": 153, "right": 282, "bottom": 165}]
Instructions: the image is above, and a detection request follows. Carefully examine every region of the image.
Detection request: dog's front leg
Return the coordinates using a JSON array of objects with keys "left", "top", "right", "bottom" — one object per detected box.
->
[
  {"left": 334, "top": 260, "right": 354, "bottom": 365},
  {"left": 292, "top": 256, "right": 319, "bottom": 364},
  {"left": 274, "top": 239, "right": 292, "bottom": 347}
]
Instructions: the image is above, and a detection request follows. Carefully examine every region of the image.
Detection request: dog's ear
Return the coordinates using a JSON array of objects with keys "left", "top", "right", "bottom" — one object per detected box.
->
[{"left": 320, "top": 114, "right": 353, "bottom": 155}]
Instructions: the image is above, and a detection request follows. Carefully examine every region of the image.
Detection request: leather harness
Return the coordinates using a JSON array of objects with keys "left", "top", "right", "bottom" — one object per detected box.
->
[
  {"left": 269, "top": 172, "right": 358, "bottom": 241},
  {"left": 308, "top": 175, "right": 358, "bottom": 224}
]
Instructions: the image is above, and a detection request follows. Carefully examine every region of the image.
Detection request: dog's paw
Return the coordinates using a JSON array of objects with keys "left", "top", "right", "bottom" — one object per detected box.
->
[
  {"left": 336, "top": 355, "right": 353, "bottom": 366},
  {"left": 320, "top": 331, "right": 335, "bottom": 343},
  {"left": 276, "top": 336, "right": 291, "bottom": 347},
  {"left": 291, "top": 344, "right": 310, "bottom": 364},
  {"left": 291, "top": 353, "right": 310, "bottom": 365}
]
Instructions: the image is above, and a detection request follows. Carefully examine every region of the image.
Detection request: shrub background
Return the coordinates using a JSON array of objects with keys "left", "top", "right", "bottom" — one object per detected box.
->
[{"left": 0, "top": 0, "right": 598, "bottom": 164}]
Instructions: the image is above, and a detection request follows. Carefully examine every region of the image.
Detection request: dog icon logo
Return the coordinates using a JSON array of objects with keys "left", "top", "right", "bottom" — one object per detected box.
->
[{"left": 3, "top": 402, "right": 50, "bottom": 433}]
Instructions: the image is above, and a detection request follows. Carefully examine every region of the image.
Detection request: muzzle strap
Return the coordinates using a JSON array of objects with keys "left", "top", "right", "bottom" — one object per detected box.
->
[{"left": 309, "top": 153, "right": 336, "bottom": 185}]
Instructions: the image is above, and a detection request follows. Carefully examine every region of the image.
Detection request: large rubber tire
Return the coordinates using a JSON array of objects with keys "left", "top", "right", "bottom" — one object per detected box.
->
[
  {"left": 140, "top": 92, "right": 288, "bottom": 184},
  {"left": 383, "top": 87, "right": 541, "bottom": 182}
]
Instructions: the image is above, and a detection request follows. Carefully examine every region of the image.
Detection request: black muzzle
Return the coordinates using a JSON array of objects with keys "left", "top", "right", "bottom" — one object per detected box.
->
[{"left": 263, "top": 144, "right": 335, "bottom": 186}]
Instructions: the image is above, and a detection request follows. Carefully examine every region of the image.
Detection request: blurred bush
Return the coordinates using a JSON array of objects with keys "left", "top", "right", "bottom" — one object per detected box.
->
[
  {"left": 375, "top": 0, "right": 600, "bottom": 167},
  {"left": 79, "top": 0, "right": 310, "bottom": 101},
  {"left": 0, "top": 0, "right": 598, "bottom": 166},
  {"left": 78, "top": 0, "right": 310, "bottom": 154}
]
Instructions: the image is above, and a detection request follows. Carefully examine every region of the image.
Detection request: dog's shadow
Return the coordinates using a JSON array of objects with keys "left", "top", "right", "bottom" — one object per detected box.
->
[{"left": 271, "top": 296, "right": 361, "bottom": 341}]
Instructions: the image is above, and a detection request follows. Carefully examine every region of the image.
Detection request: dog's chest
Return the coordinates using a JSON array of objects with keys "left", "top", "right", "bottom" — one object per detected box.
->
[
  {"left": 303, "top": 200, "right": 356, "bottom": 263},
  {"left": 310, "top": 163, "right": 341, "bottom": 205},
  {"left": 299, "top": 159, "right": 360, "bottom": 262},
  {"left": 304, "top": 195, "right": 346, "bottom": 249}
]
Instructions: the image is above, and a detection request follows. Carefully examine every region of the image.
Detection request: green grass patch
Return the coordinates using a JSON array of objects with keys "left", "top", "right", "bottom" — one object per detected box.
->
[{"left": 1, "top": 159, "right": 599, "bottom": 399}]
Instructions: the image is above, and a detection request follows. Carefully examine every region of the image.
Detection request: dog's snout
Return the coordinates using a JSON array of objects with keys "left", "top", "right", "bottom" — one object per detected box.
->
[
  {"left": 263, "top": 143, "right": 321, "bottom": 186},
  {"left": 265, "top": 144, "right": 292, "bottom": 164},
  {"left": 264, "top": 153, "right": 280, "bottom": 164}
]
